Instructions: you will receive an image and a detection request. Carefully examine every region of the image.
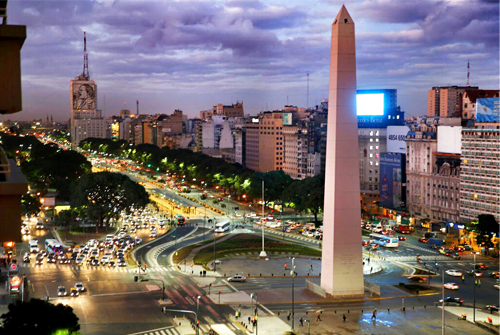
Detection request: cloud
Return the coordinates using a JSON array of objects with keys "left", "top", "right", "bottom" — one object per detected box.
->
[{"left": 2, "top": 0, "right": 498, "bottom": 121}]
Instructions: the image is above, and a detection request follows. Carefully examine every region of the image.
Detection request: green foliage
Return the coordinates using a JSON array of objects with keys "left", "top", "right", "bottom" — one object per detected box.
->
[
  {"left": 21, "top": 194, "right": 41, "bottom": 217},
  {"left": 248, "top": 171, "right": 293, "bottom": 205},
  {"left": 283, "top": 174, "right": 324, "bottom": 224},
  {"left": 467, "top": 214, "right": 499, "bottom": 249},
  {"left": 0, "top": 298, "right": 80, "bottom": 335},
  {"left": 70, "top": 172, "right": 149, "bottom": 233}
]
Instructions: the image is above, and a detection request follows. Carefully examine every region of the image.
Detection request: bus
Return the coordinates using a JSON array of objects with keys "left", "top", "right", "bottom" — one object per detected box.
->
[
  {"left": 215, "top": 222, "right": 230, "bottom": 233},
  {"left": 369, "top": 233, "right": 399, "bottom": 248},
  {"left": 174, "top": 214, "right": 185, "bottom": 225},
  {"left": 45, "top": 239, "right": 63, "bottom": 254}
]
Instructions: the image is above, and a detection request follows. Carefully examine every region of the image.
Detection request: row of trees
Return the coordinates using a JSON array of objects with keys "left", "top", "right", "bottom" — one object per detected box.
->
[
  {"left": 1, "top": 134, "right": 150, "bottom": 232},
  {"left": 80, "top": 138, "right": 325, "bottom": 222}
]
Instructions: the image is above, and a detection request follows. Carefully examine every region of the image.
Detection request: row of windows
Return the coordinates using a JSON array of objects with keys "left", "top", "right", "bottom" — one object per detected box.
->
[{"left": 369, "top": 138, "right": 380, "bottom": 142}]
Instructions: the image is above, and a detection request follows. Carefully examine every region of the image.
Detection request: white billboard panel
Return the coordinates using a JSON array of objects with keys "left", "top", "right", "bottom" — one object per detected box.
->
[
  {"left": 386, "top": 126, "right": 409, "bottom": 154},
  {"left": 437, "top": 126, "right": 462, "bottom": 154}
]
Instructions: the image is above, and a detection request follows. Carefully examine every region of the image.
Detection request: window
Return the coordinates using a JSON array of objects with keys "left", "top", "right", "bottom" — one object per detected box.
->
[
  {"left": 370, "top": 138, "right": 373, "bottom": 142},
  {"left": 376, "top": 138, "right": 379, "bottom": 142},
  {"left": 369, "top": 146, "right": 373, "bottom": 150},
  {"left": 370, "top": 131, "right": 373, "bottom": 136},
  {"left": 369, "top": 154, "right": 373, "bottom": 158},
  {"left": 375, "top": 146, "right": 379, "bottom": 150},
  {"left": 370, "top": 161, "right": 373, "bottom": 166}
]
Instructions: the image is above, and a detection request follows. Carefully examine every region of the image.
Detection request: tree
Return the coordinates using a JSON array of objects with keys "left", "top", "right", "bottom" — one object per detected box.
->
[
  {"left": 0, "top": 298, "right": 80, "bottom": 335},
  {"left": 70, "top": 172, "right": 149, "bottom": 233},
  {"left": 21, "top": 194, "right": 41, "bottom": 217},
  {"left": 248, "top": 171, "right": 293, "bottom": 207},
  {"left": 468, "top": 214, "right": 499, "bottom": 250},
  {"left": 283, "top": 174, "right": 325, "bottom": 225}
]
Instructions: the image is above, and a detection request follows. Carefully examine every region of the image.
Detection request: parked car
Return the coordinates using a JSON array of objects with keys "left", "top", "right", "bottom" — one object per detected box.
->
[{"left": 486, "top": 304, "right": 499, "bottom": 312}]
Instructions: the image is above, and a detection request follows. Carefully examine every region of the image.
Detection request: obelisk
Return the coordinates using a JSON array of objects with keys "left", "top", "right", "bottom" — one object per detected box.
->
[{"left": 320, "top": 5, "right": 364, "bottom": 297}]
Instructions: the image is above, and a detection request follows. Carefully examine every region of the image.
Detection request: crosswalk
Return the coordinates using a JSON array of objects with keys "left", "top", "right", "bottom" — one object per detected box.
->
[
  {"left": 385, "top": 255, "right": 450, "bottom": 262},
  {"left": 128, "top": 322, "right": 245, "bottom": 335},
  {"left": 18, "top": 262, "right": 174, "bottom": 274}
]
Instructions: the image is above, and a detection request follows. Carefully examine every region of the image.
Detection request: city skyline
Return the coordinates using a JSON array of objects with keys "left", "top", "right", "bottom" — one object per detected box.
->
[{"left": 2, "top": 0, "right": 499, "bottom": 122}]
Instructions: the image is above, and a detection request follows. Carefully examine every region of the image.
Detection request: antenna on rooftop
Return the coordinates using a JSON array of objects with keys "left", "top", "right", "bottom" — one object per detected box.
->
[
  {"left": 81, "top": 31, "right": 90, "bottom": 80},
  {"left": 306, "top": 72, "right": 309, "bottom": 108},
  {"left": 466, "top": 60, "right": 470, "bottom": 87},
  {"left": 137, "top": 100, "right": 139, "bottom": 115}
]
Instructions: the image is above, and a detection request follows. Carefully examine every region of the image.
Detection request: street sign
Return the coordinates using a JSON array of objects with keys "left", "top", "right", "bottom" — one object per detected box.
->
[{"left": 9, "top": 264, "right": 18, "bottom": 272}]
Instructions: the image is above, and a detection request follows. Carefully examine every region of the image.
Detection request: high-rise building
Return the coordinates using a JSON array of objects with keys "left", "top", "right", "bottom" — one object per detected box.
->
[
  {"left": 462, "top": 89, "right": 499, "bottom": 120},
  {"left": 460, "top": 127, "right": 500, "bottom": 223},
  {"left": 70, "top": 32, "right": 106, "bottom": 149},
  {"left": 427, "top": 86, "right": 478, "bottom": 118},
  {"left": 283, "top": 124, "right": 309, "bottom": 179},
  {"left": 213, "top": 102, "right": 244, "bottom": 118}
]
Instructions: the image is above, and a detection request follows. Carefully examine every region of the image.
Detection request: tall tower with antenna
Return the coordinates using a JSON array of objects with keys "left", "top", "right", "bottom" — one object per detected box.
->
[
  {"left": 70, "top": 31, "right": 105, "bottom": 149},
  {"left": 306, "top": 72, "right": 309, "bottom": 109},
  {"left": 466, "top": 60, "right": 470, "bottom": 87}
]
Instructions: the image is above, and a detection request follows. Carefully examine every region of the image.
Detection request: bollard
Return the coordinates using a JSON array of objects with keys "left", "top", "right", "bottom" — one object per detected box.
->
[
  {"left": 424, "top": 305, "right": 426, "bottom": 309},
  {"left": 278, "top": 312, "right": 280, "bottom": 316},
  {"left": 248, "top": 273, "right": 250, "bottom": 277},
  {"left": 179, "top": 322, "right": 181, "bottom": 326},
  {"left": 335, "top": 311, "right": 336, "bottom": 314},
  {"left": 307, "top": 273, "right": 310, "bottom": 276},
  {"left": 348, "top": 310, "right": 349, "bottom": 313},
  {"left": 402, "top": 307, "right": 405, "bottom": 312},
  {"left": 306, "top": 311, "right": 308, "bottom": 315},
  {"left": 361, "top": 310, "right": 363, "bottom": 313},
  {"left": 260, "top": 274, "right": 262, "bottom": 277},
  {"left": 413, "top": 306, "right": 414, "bottom": 310}
]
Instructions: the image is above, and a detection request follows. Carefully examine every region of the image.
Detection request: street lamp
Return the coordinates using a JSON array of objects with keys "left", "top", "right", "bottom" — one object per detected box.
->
[
  {"left": 291, "top": 257, "right": 296, "bottom": 330},
  {"left": 259, "top": 181, "right": 267, "bottom": 257},
  {"left": 196, "top": 295, "right": 201, "bottom": 335},
  {"left": 472, "top": 251, "right": 479, "bottom": 322}
]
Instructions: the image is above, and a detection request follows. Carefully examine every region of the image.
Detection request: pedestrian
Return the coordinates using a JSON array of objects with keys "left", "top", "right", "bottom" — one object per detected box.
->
[
  {"left": 310, "top": 264, "right": 313, "bottom": 272},
  {"left": 287, "top": 311, "right": 291, "bottom": 321},
  {"left": 370, "top": 266, "right": 373, "bottom": 273},
  {"left": 478, "top": 279, "right": 481, "bottom": 287},
  {"left": 248, "top": 316, "right": 251, "bottom": 324},
  {"left": 343, "top": 314, "right": 346, "bottom": 322},
  {"left": 372, "top": 309, "right": 377, "bottom": 320},
  {"left": 475, "top": 279, "right": 478, "bottom": 286},
  {"left": 316, "top": 312, "right": 321, "bottom": 322},
  {"left": 299, "top": 317, "right": 304, "bottom": 326},
  {"left": 461, "top": 275, "right": 465, "bottom": 282}
]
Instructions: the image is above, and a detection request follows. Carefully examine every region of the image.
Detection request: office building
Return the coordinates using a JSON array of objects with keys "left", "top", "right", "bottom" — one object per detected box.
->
[{"left": 427, "top": 85, "right": 478, "bottom": 118}]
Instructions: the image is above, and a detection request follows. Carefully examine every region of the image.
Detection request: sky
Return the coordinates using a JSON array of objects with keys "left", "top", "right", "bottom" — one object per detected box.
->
[{"left": 3, "top": 0, "right": 499, "bottom": 122}]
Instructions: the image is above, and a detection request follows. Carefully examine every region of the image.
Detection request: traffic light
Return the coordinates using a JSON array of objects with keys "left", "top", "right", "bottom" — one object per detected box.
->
[
  {"left": 435, "top": 262, "right": 438, "bottom": 267},
  {"left": 134, "top": 276, "right": 138, "bottom": 282}
]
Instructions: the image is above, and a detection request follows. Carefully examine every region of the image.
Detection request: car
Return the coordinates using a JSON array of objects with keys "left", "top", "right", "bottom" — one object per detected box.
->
[
  {"left": 117, "top": 259, "right": 126, "bottom": 267},
  {"left": 130, "top": 228, "right": 137, "bottom": 233},
  {"left": 57, "top": 286, "right": 67, "bottom": 296},
  {"left": 398, "top": 236, "right": 407, "bottom": 241},
  {"left": 108, "top": 261, "right": 116, "bottom": 267},
  {"left": 458, "top": 245, "right": 473, "bottom": 251},
  {"left": 475, "top": 263, "right": 488, "bottom": 270},
  {"left": 227, "top": 275, "right": 247, "bottom": 282},
  {"left": 445, "top": 269, "right": 463, "bottom": 277},
  {"left": 150, "top": 230, "right": 157, "bottom": 238},
  {"left": 150, "top": 225, "right": 156, "bottom": 231},
  {"left": 75, "top": 258, "right": 84, "bottom": 265},
  {"left": 408, "top": 276, "right": 427, "bottom": 283},
  {"left": 36, "top": 224, "right": 44, "bottom": 229},
  {"left": 486, "top": 304, "right": 499, "bottom": 312},
  {"left": 23, "top": 252, "right": 30, "bottom": 263},
  {"left": 91, "top": 259, "right": 100, "bottom": 266},
  {"left": 444, "top": 283, "right": 459, "bottom": 290},
  {"left": 70, "top": 287, "right": 79, "bottom": 297},
  {"left": 418, "top": 238, "right": 429, "bottom": 243},
  {"left": 234, "top": 212, "right": 242, "bottom": 217},
  {"left": 58, "top": 255, "right": 71, "bottom": 264},
  {"left": 488, "top": 271, "right": 499, "bottom": 279},
  {"left": 35, "top": 254, "right": 44, "bottom": 265},
  {"left": 75, "top": 283, "right": 85, "bottom": 292},
  {"left": 21, "top": 228, "right": 30, "bottom": 235},
  {"left": 101, "top": 256, "right": 110, "bottom": 264},
  {"left": 439, "top": 297, "right": 463, "bottom": 306},
  {"left": 495, "top": 285, "right": 500, "bottom": 290},
  {"left": 468, "top": 270, "right": 483, "bottom": 277}
]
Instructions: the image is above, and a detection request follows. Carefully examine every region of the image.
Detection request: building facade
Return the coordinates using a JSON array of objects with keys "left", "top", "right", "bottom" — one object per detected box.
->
[
  {"left": 460, "top": 127, "right": 500, "bottom": 223},
  {"left": 427, "top": 86, "right": 478, "bottom": 118}
]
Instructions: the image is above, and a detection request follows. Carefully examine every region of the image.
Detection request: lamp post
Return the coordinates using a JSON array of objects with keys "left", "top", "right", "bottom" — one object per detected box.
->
[
  {"left": 196, "top": 295, "right": 201, "bottom": 335},
  {"left": 472, "top": 251, "right": 479, "bottom": 322},
  {"left": 291, "top": 257, "right": 296, "bottom": 330},
  {"left": 250, "top": 293, "right": 255, "bottom": 316},
  {"left": 259, "top": 181, "right": 267, "bottom": 257},
  {"left": 306, "top": 319, "right": 310, "bottom": 335}
]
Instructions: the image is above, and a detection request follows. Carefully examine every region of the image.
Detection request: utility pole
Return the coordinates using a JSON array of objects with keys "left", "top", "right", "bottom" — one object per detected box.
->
[
  {"left": 291, "top": 257, "right": 296, "bottom": 330},
  {"left": 442, "top": 268, "right": 445, "bottom": 335},
  {"left": 259, "top": 181, "right": 267, "bottom": 257}
]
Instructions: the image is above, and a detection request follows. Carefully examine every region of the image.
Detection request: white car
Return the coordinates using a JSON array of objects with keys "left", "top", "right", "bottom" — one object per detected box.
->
[
  {"left": 75, "top": 283, "right": 85, "bottom": 292},
  {"left": 100, "top": 256, "right": 110, "bottom": 264},
  {"left": 150, "top": 230, "right": 157, "bottom": 238},
  {"left": 445, "top": 269, "right": 463, "bottom": 277},
  {"left": 227, "top": 275, "right": 247, "bottom": 282},
  {"left": 444, "top": 283, "right": 459, "bottom": 290}
]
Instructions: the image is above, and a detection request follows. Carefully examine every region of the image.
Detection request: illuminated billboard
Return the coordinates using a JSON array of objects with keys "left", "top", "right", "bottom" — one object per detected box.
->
[
  {"left": 282, "top": 113, "right": 292, "bottom": 125},
  {"left": 476, "top": 98, "right": 500, "bottom": 123},
  {"left": 379, "top": 153, "right": 406, "bottom": 210},
  {"left": 356, "top": 93, "right": 384, "bottom": 116}
]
